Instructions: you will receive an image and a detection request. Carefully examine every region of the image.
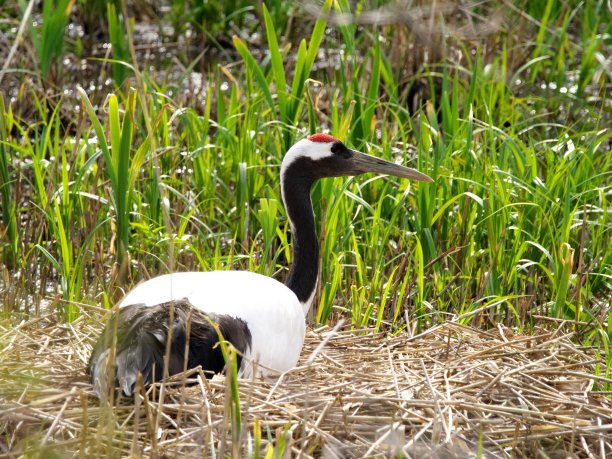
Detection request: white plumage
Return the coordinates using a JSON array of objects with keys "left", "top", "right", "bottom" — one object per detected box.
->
[
  {"left": 88, "top": 134, "right": 432, "bottom": 396},
  {"left": 120, "top": 271, "right": 306, "bottom": 378}
]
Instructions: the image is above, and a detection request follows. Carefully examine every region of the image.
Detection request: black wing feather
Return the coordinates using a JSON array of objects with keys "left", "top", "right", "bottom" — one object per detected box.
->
[{"left": 88, "top": 299, "right": 251, "bottom": 397}]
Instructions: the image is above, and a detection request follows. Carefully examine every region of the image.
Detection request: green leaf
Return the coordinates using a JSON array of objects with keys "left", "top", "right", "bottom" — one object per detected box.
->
[
  {"left": 232, "top": 35, "right": 275, "bottom": 113},
  {"left": 263, "top": 4, "right": 287, "bottom": 121}
]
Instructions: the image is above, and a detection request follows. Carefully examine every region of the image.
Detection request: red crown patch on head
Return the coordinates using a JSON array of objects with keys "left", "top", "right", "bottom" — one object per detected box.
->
[{"left": 308, "top": 133, "right": 339, "bottom": 143}]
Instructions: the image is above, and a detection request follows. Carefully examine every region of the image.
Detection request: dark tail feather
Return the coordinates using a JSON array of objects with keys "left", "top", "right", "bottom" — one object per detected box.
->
[{"left": 88, "top": 299, "right": 251, "bottom": 397}]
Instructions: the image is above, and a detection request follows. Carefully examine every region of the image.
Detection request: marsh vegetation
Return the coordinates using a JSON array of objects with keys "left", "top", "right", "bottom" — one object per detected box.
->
[{"left": 0, "top": 0, "right": 610, "bottom": 456}]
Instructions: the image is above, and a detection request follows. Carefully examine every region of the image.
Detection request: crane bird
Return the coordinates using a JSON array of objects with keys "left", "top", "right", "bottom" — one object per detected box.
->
[{"left": 89, "top": 134, "right": 432, "bottom": 396}]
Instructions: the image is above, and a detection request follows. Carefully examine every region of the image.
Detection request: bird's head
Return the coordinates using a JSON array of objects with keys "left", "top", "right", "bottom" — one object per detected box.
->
[{"left": 281, "top": 134, "right": 433, "bottom": 183}]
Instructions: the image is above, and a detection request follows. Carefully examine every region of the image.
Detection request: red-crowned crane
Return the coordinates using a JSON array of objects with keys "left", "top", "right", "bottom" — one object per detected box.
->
[{"left": 89, "top": 134, "right": 432, "bottom": 396}]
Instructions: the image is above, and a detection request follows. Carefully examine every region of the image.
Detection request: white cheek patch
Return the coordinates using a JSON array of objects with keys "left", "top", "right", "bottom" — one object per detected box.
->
[{"left": 280, "top": 139, "right": 334, "bottom": 176}]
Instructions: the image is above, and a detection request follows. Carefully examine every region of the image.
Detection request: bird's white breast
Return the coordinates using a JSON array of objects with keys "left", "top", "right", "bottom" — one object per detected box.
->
[{"left": 120, "top": 271, "right": 306, "bottom": 378}]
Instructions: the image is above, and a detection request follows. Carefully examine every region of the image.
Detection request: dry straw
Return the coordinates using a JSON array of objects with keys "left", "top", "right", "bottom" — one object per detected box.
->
[{"left": 1, "top": 312, "right": 611, "bottom": 457}]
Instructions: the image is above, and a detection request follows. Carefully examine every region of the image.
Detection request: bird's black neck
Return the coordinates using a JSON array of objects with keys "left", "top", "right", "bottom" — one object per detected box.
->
[{"left": 281, "top": 167, "right": 318, "bottom": 309}]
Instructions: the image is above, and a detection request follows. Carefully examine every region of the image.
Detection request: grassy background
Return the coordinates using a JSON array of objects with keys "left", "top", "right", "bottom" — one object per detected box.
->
[{"left": 0, "top": 0, "right": 610, "bottom": 387}]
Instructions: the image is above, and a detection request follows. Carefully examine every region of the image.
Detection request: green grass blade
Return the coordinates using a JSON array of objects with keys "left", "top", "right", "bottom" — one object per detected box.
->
[
  {"left": 232, "top": 35, "right": 275, "bottom": 113},
  {"left": 262, "top": 4, "right": 287, "bottom": 121}
]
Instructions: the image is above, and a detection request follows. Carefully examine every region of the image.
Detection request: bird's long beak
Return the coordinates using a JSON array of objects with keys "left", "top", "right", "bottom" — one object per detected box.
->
[{"left": 350, "top": 150, "right": 433, "bottom": 182}]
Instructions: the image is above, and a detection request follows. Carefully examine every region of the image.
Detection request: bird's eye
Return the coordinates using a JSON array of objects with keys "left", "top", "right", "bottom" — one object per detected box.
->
[{"left": 331, "top": 141, "right": 352, "bottom": 159}]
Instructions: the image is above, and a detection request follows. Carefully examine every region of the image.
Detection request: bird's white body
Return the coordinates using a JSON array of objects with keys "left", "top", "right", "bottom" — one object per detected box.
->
[
  {"left": 89, "top": 135, "right": 432, "bottom": 395},
  {"left": 120, "top": 271, "right": 306, "bottom": 378}
]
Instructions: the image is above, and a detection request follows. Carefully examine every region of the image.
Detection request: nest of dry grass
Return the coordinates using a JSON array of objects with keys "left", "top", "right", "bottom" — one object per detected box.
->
[{"left": 1, "top": 313, "right": 611, "bottom": 458}]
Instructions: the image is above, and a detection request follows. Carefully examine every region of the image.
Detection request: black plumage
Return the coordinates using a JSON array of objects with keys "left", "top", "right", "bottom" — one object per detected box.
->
[
  {"left": 87, "top": 136, "right": 431, "bottom": 396},
  {"left": 88, "top": 298, "right": 251, "bottom": 396}
]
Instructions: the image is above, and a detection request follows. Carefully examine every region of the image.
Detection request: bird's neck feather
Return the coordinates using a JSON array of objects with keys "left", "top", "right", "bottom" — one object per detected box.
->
[{"left": 281, "top": 167, "right": 319, "bottom": 314}]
